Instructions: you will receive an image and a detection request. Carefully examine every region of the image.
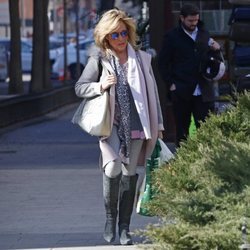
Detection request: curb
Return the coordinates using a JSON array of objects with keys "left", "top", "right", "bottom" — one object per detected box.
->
[{"left": 17, "top": 246, "right": 141, "bottom": 250}]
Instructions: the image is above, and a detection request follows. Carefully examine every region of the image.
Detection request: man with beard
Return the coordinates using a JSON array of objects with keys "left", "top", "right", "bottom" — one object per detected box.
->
[{"left": 158, "top": 4, "right": 220, "bottom": 147}]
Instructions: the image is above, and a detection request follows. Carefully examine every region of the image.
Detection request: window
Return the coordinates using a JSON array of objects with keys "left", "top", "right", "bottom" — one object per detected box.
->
[
  {"left": 172, "top": 0, "right": 232, "bottom": 35},
  {"left": 21, "top": 42, "right": 32, "bottom": 53}
]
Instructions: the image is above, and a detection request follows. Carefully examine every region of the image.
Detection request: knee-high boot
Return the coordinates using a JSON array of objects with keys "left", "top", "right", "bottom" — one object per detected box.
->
[
  {"left": 118, "top": 174, "right": 138, "bottom": 245},
  {"left": 103, "top": 173, "right": 121, "bottom": 243}
]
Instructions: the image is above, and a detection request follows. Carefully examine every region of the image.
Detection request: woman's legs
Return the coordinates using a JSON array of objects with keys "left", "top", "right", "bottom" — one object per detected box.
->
[
  {"left": 103, "top": 126, "right": 121, "bottom": 242},
  {"left": 103, "top": 125, "right": 144, "bottom": 244},
  {"left": 105, "top": 126, "right": 122, "bottom": 178},
  {"left": 121, "top": 140, "right": 143, "bottom": 176},
  {"left": 104, "top": 127, "right": 143, "bottom": 177},
  {"left": 119, "top": 139, "right": 143, "bottom": 245},
  {"left": 103, "top": 172, "right": 121, "bottom": 243}
]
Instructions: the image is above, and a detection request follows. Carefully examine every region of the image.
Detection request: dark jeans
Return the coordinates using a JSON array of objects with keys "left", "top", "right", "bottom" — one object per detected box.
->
[{"left": 171, "top": 91, "right": 214, "bottom": 146}]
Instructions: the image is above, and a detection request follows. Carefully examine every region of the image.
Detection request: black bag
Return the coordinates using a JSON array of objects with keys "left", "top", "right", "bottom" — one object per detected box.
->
[{"left": 229, "top": 22, "right": 250, "bottom": 43}]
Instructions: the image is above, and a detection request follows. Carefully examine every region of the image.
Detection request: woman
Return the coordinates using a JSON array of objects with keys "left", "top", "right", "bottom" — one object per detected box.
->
[{"left": 75, "top": 9, "right": 164, "bottom": 245}]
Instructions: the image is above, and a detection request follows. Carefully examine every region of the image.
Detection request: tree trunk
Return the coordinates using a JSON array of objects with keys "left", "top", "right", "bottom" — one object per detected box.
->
[
  {"left": 30, "top": 0, "right": 51, "bottom": 93},
  {"left": 8, "top": 0, "right": 23, "bottom": 94},
  {"left": 149, "top": 0, "right": 175, "bottom": 142},
  {"left": 63, "top": 0, "right": 67, "bottom": 83},
  {"left": 75, "top": 0, "right": 81, "bottom": 80},
  {"left": 42, "top": 0, "right": 51, "bottom": 90}
]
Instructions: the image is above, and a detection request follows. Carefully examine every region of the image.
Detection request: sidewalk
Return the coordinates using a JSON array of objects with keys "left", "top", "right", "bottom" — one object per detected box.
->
[
  {"left": 0, "top": 78, "right": 176, "bottom": 250},
  {"left": 0, "top": 104, "right": 169, "bottom": 250}
]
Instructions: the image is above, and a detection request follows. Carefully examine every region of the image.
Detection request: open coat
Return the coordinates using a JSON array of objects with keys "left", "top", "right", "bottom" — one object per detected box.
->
[{"left": 75, "top": 48, "right": 164, "bottom": 168}]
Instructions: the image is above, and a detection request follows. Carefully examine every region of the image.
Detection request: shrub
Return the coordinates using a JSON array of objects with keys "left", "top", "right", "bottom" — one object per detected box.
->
[{"left": 140, "top": 92, "right": 250, "bottom": 250}]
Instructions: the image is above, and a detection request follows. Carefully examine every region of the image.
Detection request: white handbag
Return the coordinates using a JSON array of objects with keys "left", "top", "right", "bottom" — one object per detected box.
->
[{"left": 71, "top": 90, "right": 111, "bottom": 137}]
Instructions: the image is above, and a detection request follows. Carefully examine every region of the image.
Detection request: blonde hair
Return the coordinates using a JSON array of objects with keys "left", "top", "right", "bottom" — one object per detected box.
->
[{"left": 94, "top": 9, "right": 139, "bottom": 52}]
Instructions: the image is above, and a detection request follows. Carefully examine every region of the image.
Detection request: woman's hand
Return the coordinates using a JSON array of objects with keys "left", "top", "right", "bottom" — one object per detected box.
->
[{"left": 101, "top": 74, "right": 117, "bottom": 92}]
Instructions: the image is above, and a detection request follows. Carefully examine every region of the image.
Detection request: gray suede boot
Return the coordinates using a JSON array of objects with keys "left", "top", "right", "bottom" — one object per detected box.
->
[
  {"left": 118, "top": 174, "right": 138, "bottom": 245},
  {"left": 103, "top": 173, "right": 121, "bottom": 243}
]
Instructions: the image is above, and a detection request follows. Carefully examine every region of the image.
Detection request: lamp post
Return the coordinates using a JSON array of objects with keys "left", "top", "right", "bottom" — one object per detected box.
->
[{"left": 20, "top": 0, "right": 26, "bottom": 37}]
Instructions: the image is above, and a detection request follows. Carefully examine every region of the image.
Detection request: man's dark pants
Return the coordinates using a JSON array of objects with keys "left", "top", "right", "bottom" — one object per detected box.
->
[{"left": 171, "top": 91, "right": 214, "bottom": 146}]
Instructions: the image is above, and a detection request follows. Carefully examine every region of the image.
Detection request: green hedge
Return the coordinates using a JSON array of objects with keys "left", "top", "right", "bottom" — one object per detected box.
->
[{"left": 140, "top": 92, "right": 250, "bottom": 250}]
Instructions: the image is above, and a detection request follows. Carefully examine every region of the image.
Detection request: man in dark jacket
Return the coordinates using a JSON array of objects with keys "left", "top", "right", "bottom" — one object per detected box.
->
[{"left": 158, "top": 4, "right": 221, "bottom": 146}]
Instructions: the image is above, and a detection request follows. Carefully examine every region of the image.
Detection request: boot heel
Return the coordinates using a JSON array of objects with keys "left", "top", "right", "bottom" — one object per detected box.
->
[
  {"left": 103, "top": 218, "right": 116, "bottom": 242},
  {"left": 119, "top": 223, "right": 133, "bottom": 245}
]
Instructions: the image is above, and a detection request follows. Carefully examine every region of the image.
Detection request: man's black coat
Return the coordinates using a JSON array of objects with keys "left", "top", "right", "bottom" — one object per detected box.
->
[{"left": 158, "top": 22, "right": 215, "bottom": 102}]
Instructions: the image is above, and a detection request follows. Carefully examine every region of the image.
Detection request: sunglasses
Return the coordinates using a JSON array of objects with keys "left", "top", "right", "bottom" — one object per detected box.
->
[{"left": 110, "top": 30, "right": 128, "bottom": 40}]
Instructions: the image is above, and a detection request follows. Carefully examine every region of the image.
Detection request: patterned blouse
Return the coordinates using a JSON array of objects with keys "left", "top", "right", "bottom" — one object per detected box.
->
[{"left": 113, "top": 61, "right": 145, "bottom": 139}]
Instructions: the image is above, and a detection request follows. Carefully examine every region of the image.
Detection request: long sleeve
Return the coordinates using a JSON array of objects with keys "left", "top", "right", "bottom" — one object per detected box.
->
[{"left": 75, "top": 56, "right": 103, "bottom": 98}]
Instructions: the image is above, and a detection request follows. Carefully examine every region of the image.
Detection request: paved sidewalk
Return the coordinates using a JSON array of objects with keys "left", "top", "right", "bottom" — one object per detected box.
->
[{"left": 0, "top": 104, "right": 166, "bottom": 250}]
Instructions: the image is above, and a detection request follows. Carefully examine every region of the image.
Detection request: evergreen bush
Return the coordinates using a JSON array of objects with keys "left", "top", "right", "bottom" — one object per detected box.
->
[{"left": 139, "top": 92, "right": 250, "bottom": 250}]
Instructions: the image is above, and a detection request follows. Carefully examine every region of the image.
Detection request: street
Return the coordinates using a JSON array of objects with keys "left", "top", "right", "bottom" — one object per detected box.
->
[{"left": 0, "top": 103, "right": 158, "bottom": 250}]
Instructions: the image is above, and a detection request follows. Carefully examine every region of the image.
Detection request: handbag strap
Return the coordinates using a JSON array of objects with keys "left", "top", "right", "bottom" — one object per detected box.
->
[
  {"left": 97, "top": 58, "right": 103, "bottom": 81},
  {"left": 111, "top": 56, "right": 118, "bottom": 76}
]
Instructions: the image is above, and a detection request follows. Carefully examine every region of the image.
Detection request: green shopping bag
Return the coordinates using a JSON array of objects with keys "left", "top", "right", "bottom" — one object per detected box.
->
[
  {"left": 136, "top": 140, "right": 161, "bottom": 216},
  {"left": 136, "top": 139, "right": 174, "bottom": 216},
  {"left": 189, "top": 114, "right": 196, "bottom": 137}
]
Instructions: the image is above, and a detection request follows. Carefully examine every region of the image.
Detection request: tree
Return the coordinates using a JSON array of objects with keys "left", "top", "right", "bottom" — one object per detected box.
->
[
  {"left": 8, "top": 0, "right": 23, "bottom": 94},
  {"left": 143, "top": 93, "right": 250, "bottom": 249},
  {"left": 74, "top": 0, "right": 81, "bottom": 80},
  {"left": 63, "top": 0, "right": 68, "bottom": 83},
  {"left": 30, "top": 0, "right": 51, "bottom": 93}
]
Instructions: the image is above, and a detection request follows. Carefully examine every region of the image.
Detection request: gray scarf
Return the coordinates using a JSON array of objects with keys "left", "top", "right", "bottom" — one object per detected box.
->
[{"left": 111, "top": 56, "right": 131, "bottom": 164}]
